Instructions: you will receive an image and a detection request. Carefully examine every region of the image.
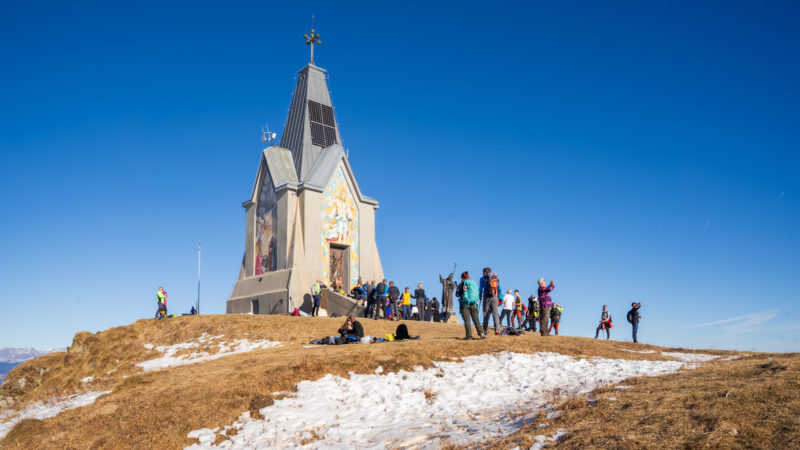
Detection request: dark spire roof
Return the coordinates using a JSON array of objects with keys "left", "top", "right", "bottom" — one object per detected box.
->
[{"left": 279, "top": 64, "right": 342, "bottom": 181}]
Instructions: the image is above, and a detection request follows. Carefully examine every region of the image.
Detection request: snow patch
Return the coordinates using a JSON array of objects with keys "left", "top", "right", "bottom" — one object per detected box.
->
[
  {"left": 615, "top": 385, "right": 632, "bottom": 390},
  {"left": 137, "top": 333, "right": 281, "bottom": 372},
  {"left": 530, "top": 428, "right": 567, "bottom": 449},
  {"left": 185, "top": 352, "right": 689, "bottom": 449},
  {"left": 720, "top": 355, "right": 741, "bottom": 361},
  {"left": 661, "top": 351, "right": 719, "bottom": 363},
  {"left": 620, "top": 348, "right": 655, "bottom": 354},
  {"left": 0, "top": 391, "right": 110, "bottom": 439}
]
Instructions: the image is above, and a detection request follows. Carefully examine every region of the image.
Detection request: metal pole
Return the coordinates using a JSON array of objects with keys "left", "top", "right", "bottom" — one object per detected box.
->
[{"left": 197, "top": 243, "right": 201, "bottom": 314}]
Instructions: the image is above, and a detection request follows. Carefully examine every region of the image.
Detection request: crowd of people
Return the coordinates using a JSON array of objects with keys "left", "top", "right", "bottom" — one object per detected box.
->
[{"left": 306, "top": 268, "right": 643, "bottom": 342}]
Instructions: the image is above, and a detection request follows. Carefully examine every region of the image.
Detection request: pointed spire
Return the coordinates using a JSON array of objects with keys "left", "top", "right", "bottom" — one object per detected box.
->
[{"left": 279, "top": 60, "right": 341, "bottom": 180}]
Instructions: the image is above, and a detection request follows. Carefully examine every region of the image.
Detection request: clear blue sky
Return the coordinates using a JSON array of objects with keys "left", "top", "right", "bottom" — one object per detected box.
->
[{"left": 1, "top": 1, "right": 798, "bottom": 352}]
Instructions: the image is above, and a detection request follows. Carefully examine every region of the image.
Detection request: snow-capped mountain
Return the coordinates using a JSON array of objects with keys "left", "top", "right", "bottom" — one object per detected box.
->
[
  {"left": 0, "top": 348, "right": 50, "bottom": 364},
  {"left": 0, "top": 347, "right": 64, "bottom": 384}
]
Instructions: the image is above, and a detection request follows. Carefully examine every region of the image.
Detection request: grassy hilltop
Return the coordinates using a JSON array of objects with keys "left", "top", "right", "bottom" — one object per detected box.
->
[{"left": 0, "top": 315, "right": 798, "bottom": 449}]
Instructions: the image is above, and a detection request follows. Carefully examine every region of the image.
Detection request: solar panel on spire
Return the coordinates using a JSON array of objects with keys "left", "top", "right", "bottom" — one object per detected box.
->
[{"left": 308, "top": 100, "right": 337, "bottom": 147}]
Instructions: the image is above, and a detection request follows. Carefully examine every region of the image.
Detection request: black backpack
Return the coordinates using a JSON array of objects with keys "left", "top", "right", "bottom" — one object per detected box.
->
[
  {"left": 627, "top": 310, "right": 634, "bottom": 324},
  {"left": 395, "top": 323, "right": 410, "bottom": 340}
]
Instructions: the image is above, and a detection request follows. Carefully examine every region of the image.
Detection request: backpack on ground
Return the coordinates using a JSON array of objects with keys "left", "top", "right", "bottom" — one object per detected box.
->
[{"left": 395, "top": 323, "right": 411, "bottom": 340}]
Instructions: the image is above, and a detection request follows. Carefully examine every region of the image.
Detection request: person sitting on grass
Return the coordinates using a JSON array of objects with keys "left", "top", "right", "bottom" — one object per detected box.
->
[{"left": 339, "top": 314, "right": 364, "bottom": 338}]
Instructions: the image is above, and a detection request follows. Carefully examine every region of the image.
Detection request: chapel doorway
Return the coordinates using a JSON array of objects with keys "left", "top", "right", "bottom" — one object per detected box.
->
[{"left": 329, "top": 244, "right": 349, "bottom": 293}]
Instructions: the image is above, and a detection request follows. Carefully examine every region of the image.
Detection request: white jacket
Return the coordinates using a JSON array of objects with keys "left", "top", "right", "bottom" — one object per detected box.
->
[{"left": 503, "top": 293, "right": 515, "bottom": 310}]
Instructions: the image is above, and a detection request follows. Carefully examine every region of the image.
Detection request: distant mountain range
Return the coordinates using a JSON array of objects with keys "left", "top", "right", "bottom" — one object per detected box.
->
[{"left": 0, "top": 347, "right": 65, "bottom": 384}]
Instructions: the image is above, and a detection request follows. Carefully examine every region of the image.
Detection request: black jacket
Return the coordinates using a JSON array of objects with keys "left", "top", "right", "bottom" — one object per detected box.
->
[
  {"left": 388, "top": 285, "right": 400, "bottom": 301},
  {"left": 414, "top": 289, "right": 426, "bottom": 304},
  {"left": 340, "top": 320, "right": 365, "bottom": 338}
]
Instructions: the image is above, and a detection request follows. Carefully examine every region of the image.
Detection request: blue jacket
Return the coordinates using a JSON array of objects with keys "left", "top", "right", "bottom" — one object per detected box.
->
[{"left": 478, "top": 274, "right": 502, "bottom": 301}]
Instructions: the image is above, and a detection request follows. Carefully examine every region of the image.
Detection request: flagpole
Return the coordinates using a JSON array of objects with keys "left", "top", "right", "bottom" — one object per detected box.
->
[{"left": 197, "top": 243, "right": 201, "bottom": 314}]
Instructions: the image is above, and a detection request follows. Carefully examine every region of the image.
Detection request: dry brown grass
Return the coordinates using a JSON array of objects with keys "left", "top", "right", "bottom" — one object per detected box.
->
[
  {"left": 486, "top": 354, "right": 800, "bottom": 449},
  {"left": 0, "top": 314, "right": 792, "bottom": 449}
]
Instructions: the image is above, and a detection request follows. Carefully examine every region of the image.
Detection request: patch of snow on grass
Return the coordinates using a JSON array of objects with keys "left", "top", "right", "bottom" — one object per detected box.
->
[
  {"left": 186, "top": 352, "right": 689, "bottom": 449},
  {"left": 0, "top": 391, "right": 110, "bottom": 439},
  {"left": 138, "top": 333, "right": 281, "bottom": 372},
  {"left": 620, "top": 348, "right": 656, "bottom": 354},
  {"left": 615, "top": 385, "right": 632, "bottom": 390},
  {"left": 81, "top": 376, "right": 93, "bottom": 383},
  {"left": 530, "top": 428, "right": 567, "bottom": 449},
  {"left": 661, "top": 351, "right": 719, "bottom": 363},
  {"left": 720, "top": 355, "right": 741, "bottom": 361}
]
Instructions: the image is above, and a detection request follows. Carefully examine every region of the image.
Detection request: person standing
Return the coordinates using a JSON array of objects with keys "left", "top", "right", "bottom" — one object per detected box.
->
[
  {"left": 388, "top": 281, "right": 401, "bottom": 321},
  {"left": 364, "top": 281, "right": 375, "bottom": 318},
  {"left": 414, "top": 284, "right": 426, "bottom": 321},
  {"left": 311, "top": 280, "right": 325, "bottom": 317},
  {"left": 400, "top": 287, "right": 413, "bottom": 320},
  {"left": 457, "top": 272, "right": 486, "bottom": 340},
  {"left": 428, "top": 297, "right": 439, "bottom": 322},
  {"left": 521, "top": 295, "right": 538, "bottom": 331},
  {"left": 595, "top": 305, "right": 612, "bottom": 340},
  {"left": 513, "top": 290, "right": 524, "bottom": 329},
  {"left": 155, "top": 286, "right": 168, "bottom": 320},
  {"left": 627, "top": 301, "right": 642, "bottom": 343},
  {"left": 374, "top": 279, "right": 389, "bottom": 320},
  {"left": 538, "top": 278, "right": 555, "bottom": 336},
  {"left": 480, "top": 268, "right": 502, "bottom": 334},
  {"left": 549, "top": 303, "right": 563, "bottom": 335},
  {"left": 500, "top": 290, "right": 515, "bottom": 328}
]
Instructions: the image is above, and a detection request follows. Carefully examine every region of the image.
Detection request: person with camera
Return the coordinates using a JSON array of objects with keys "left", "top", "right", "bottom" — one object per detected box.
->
[{"left": 627, "top": 301, "right": 643, "bottom": 343}]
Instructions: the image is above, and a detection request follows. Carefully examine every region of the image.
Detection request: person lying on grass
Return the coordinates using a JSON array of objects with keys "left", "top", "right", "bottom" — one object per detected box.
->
[{"left": 339, "top": 314, "right": 365, "bottom": 338}]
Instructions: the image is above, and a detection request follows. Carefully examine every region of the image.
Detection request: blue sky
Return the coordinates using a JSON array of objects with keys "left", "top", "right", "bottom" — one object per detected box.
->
[{"left": 1, "top": 1, "right": 798, "bottom": 352}]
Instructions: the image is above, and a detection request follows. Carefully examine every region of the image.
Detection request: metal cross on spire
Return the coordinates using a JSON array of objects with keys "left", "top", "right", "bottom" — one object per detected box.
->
[{"left": 303, "top": 15, "right": 321, "bottom": 65}]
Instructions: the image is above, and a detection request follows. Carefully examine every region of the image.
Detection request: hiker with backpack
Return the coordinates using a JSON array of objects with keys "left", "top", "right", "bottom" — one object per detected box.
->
[
  {"left": 388, "top": 281, "right": 401, "bottom": 321},
  {"left": 374, "top": 279, "right": 389, "bottom": 319},
  {"left": 521, "top": 295, "right": 538, "bottom": 331},
  {"left": 538, "top": 278, "right": 555, "bottom": 336},
  {"left": 595, "top": 305, "right": 612, "bottom": 339},
  {"left": 457, "top": 271, "right": 486, "bottom": 340},
  {"left": 500, "top": 290, "right": 515, "bottom": 328},
  {"left": 549, "top": 303, "right": 563, "bottom": 335},
  {"left": 627, "top": 301, "right": 642, "bottom": 343},
  {"left": 155, "top": 286, "right": 168, "bottom": 320},
  {"left": 479, "top": 268, "right": 502, "bottom": 335}
]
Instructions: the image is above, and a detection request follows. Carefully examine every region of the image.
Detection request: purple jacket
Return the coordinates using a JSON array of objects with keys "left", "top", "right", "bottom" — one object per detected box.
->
[{"left": 538, "top": 283, "right": 555, "bottom": 308}]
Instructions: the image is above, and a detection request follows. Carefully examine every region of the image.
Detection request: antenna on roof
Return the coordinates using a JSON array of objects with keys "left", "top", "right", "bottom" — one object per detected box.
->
[{"left": 261, "top": 124, "right": 277, "bottom": 145}]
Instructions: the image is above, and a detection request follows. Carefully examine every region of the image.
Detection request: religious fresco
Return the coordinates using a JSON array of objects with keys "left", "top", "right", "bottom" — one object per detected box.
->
[
  {"left": 321, "top": 167, "right": 359, "bottom": 288},
  {"left": 255, "top": 165, "right": 278, "bottom": 275}
]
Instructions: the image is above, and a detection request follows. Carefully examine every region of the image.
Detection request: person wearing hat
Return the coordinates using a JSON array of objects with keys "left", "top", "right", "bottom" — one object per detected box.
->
[{"left": 457, "top": 271, "right": 486, "bottom": 340}]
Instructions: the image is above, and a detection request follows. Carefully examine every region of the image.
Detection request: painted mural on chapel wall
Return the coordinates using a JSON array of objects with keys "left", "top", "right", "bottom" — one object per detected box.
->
[
  {"left": 255, "top": 165, "right": 278, "bottom": 275},
  {"left": 321, "top": 167, "right": 360, "bottom": 288}
]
